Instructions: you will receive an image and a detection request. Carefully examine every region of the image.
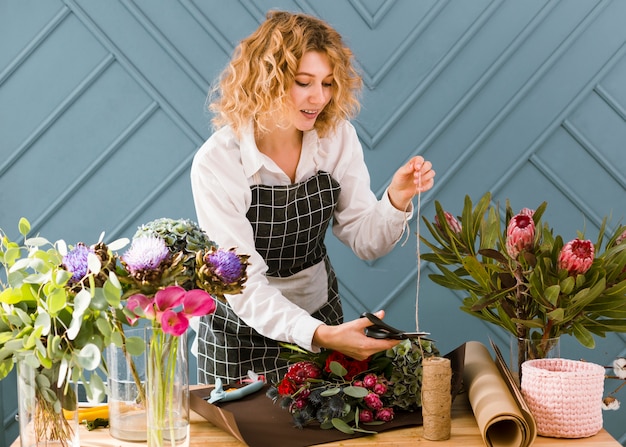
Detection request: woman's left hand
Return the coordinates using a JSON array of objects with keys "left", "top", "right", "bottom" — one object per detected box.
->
[{"left": 388, "top": 156, "right": 435, "bottom": 211}]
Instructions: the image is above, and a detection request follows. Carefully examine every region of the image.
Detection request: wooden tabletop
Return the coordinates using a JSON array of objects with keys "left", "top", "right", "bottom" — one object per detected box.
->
[{"left": 10, "top": 392, "right": 621, "bottom": 447}]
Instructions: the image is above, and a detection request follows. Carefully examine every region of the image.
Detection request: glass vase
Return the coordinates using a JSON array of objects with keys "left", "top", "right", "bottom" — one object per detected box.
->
[
  {"left": 146, "top": 328, "right": 189, "bottom": 447},
  {"left": 510, "top": 335, "right": 560, "bottom": 383},
  {"left": 17, "top": 360, "right": 79, "bottom": 447},
  {"left": 106, "top": 327, "right": 148, "bottom": 441}
]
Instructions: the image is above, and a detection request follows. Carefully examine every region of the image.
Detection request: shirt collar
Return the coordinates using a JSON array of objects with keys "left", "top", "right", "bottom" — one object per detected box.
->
[{"left": 239, "top": 122, "right": 321, "bottom": 180}]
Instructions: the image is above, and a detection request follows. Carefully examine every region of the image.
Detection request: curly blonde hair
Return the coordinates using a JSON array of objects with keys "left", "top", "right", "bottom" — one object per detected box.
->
[{"left": 209, "top": 10, "right": 362, "bottom": 138}]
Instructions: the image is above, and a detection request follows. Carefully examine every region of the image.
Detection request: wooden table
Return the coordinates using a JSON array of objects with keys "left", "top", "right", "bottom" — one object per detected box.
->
[{"left": 10, "top": 393, "right": 621, "bottom": 447}]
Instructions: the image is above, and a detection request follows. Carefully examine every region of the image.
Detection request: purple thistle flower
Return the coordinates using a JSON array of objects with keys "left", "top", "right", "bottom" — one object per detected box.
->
[
  {"left": 122, "top": 236, "right": 169, "bottom": 274},
  {"left": 63, "top": 243, "right": 94, "bottom": 283},
  {"left": 206, "top": 249, "right": 245, "bottom": 283}
]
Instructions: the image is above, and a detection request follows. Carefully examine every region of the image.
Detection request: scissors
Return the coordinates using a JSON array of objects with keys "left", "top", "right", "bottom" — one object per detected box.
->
[{"left": 361, "top": 312, "right": 431, "bottom": 340}]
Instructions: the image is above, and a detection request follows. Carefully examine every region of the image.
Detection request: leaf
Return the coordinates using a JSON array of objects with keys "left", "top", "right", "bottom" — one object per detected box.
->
[
  {"left": 546, "top": 308, "right": 564, "bottom": 323},
  {"left": 84, "top": 373, "right": 106, "bottom": 403},
  {"left": 103, "top": 277, "right": 122, "bottom": 308},
  {"left": 544, "top": 285, "right": 560, "bottom": 306},
  {"left": 18, "top": 217, "right": 30, "bottom": 237},
  {"left": 343, "top": 386, "right": 369, "bottom": 398},
  {"left": 463, "top": 256, "right": 492, "bottom": 291},
  {"left": 108, "top": 238, "right": 130, "bottom": 251},
  {"left": 572, "top": 322, "right": 595, "bottom": 348},
  {"left": 76, "top": 343, "right": 101, "bottom": 371},
  {"left": 331, "top": 418, "right": 354, "bottom": 434},
  {"left": 46, "top": 287, "right": 67, "bottom": 316},
  {"left": 87, "top": 252, "right": 101, "bottom": 275},
  {"left": 320, "top": 387, "right": 341, "bottom": 397},
  {"left": 125, "top": 335, "right": 146, "bottom": 356},
  {"left": 329, "top": 360, "right": 348, "bottom": 378}
]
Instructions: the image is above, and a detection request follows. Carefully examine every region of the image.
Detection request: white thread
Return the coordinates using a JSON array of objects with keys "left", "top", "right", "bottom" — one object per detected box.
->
[{"left": 400, "top": 171, "right": 422, "bottom": 332}]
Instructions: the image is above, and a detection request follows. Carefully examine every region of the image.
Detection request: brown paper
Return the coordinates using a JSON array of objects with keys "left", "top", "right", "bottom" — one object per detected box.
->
[{"left": 463, "top": 341, "right": 536, "bottom": 447}]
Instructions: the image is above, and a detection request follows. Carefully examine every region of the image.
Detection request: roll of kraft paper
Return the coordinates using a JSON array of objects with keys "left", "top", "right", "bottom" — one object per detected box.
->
[{"left": 422, "top": 356, "right": 452, "bottom": 441}]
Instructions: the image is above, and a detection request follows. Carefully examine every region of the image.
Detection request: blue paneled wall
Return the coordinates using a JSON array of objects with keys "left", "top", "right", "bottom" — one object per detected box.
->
[{"left": 1, "top": 1, "right": 626, "bottom": 445}]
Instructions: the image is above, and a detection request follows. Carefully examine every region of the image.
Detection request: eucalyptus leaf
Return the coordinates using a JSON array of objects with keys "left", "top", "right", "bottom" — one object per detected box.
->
[
  {"left": 343, "top": 386, "right": 369, "bottom": 398},
  {"left": 329, "top": 360, "right": 348, "bottom": 378},
  {"left": 76, "top": 343, "right": 101, "bottom": 371},
  {"left": 18, "top": 217, "right": 30, "bottom": 237},
  {"left": 87, "top": 252, "right": 102, "bottom": 275},
  {"left": 125, "top": 335, "right": 146, "bottom": 356},
  {"left": 320, "top": 387, "right": 341, "bottom": 397},
  {"left": 331, "top": 418, "right": 354, "bottom": 434}
]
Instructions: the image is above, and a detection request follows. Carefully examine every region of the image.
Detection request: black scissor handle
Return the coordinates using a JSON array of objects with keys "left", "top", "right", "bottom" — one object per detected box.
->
[{"left": 361, "top": 312, "right": 430, "bottom": 340}]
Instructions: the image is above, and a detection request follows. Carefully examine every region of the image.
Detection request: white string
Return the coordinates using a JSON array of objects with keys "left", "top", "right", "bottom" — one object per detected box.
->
[
  {"left": 415, "top": 174, "right": 421, "bottom": 332},
  {"left": 400, "top": 172, "right": 422, "bottom": 332}
]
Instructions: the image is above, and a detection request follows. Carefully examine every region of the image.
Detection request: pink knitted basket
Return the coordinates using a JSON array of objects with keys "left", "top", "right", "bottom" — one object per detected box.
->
[{"left": 521, "top": 358, "right": 605, "bottom": 438}]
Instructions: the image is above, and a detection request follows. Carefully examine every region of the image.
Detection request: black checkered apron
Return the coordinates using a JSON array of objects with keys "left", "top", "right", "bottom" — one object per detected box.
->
[{"left": 197, "top": 171, "right": 344, "bottom": 384}]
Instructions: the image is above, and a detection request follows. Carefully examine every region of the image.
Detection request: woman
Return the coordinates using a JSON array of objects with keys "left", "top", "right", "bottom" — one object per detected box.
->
[{"left": 191, "top": 10, "right": 435, "bottom": 384}]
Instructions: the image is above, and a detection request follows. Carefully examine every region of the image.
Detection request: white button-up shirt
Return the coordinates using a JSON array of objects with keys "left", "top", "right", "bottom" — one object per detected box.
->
[{"left": 190, "top": 120, "right": 411, "bottom": 352}]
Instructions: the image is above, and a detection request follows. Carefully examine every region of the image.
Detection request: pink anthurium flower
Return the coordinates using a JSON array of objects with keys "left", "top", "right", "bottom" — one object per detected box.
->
[
  {"left": 160, "top": 309, "right": 189, "bottom": 336},
  {"left": 126, "top": 293, "right": 156, "bottom": 321},
  {"left": 154, "top": 285, "right": 186, "bottom": 312},
  {"left": 182, "top": 289, "right": 216, "bottom": 317}
]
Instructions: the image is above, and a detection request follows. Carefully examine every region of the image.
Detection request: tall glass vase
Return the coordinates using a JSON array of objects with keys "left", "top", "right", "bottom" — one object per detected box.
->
[
  {"left": 17, "top": 360, "right": 79, "bottom": 447},
  {"left": 510, "top": 335, "right": 560, "bottom": 383},
  {"left": 146, "top": 328, "right": 189, "bottom": 447},
  {"left": 107, "top": 327, "right": 148, "bottom": 441}
]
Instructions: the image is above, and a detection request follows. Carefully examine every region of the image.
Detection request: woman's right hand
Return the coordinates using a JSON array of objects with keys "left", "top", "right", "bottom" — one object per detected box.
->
[{"left": 312, "top": 310, "right": 400, "bottom": 360}]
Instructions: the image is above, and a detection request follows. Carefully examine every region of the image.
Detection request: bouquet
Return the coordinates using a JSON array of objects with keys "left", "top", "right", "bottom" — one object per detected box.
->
[
  {"left": 267, "top": 338, "right": 438, "bottom": 434},
  {"left": 0, "top": 218, "right": 125, "bottom": 446},
  {"left": 0, "top": 216, "right": 249, "bottom": 447},
  {"left": 109, "top": 218, "right": 249, "bottom": 447},
  {"left": 420, "top": 192, "right": 626, "bottom": 372}
]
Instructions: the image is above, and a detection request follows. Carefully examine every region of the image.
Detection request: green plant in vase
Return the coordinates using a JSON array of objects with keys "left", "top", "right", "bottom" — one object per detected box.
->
[
  {"left": 0, "top": 218, "right": 123, "bottom": 447},
  {"left": 420, "top": 192, "right": 626, "bottom": 375}
]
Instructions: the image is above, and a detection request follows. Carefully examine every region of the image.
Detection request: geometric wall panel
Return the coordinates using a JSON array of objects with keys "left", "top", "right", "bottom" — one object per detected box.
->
[{"left": 2, "top": 1, "right": 626, "bottom": 444}]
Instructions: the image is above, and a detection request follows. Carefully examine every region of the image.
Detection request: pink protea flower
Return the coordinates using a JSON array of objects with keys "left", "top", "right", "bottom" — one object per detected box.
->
[
  {"left": 506, "top": 213, "right": 535, "bottom": 259},
  {"left": 435, "top": 211, "right": 462, "bottom": 235},
  {"left": 520, "top": 207, "right": 535, "bottom": 217},
  {"left": 558, "top": 238, "right": 594, "bottom": 276},
  {"left": 285, "top": 361, "right": 322, "bottom": 385},
  {"left": 616, "top": 229, "right": 626, "bottom": 245}
]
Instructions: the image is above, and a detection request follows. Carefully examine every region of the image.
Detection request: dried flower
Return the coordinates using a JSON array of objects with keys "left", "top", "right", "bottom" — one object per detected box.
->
[
  {"left": 613, "top": 358, "right": 626, "bottom": 379},
  {"left": 603, "top": 396, "right": 620, "bottom": 411},
  {"left": 603, "top": 358, "right": 626, "bottom": 411},
  {"left": 558, "top": 238, "right": 594, "bottom": 276},
  {"left": 505, "top": 213, "right": 535, "bottom": 259},
  {"left": 376, "top": 407, "right": 394, "bottom": 422}
]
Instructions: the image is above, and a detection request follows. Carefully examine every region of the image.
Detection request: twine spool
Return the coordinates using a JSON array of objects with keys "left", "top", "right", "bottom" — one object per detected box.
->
[{"left": 421, "top": 356, "right": 452, "bottom": 441}]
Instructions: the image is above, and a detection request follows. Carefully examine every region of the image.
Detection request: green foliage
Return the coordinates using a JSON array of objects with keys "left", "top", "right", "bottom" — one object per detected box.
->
[
  {"left": 421, "top": 192, "right": 626, "bottom": 349},
  {"left": 0, "top": 219, "right": 122, "bottom": 408}
]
